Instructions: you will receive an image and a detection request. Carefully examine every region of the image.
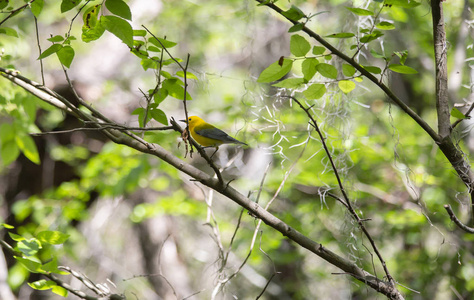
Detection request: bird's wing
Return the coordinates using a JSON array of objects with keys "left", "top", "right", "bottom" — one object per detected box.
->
[{"left": 195, "top": 126, "right": 229, "bottom": 140}]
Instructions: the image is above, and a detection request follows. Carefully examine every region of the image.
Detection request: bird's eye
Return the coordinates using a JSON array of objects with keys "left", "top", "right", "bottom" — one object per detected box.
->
[{"left": 188, "top": 118, "right": 191, "bottom": 121}]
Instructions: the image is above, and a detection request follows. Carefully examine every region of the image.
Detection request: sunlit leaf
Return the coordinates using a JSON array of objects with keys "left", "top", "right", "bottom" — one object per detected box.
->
[
  {"left": 346, "top": 7, "right": 373, "bottom": 16},
  {"left": 37, "top": 231, "right": 70, "bottom": 245},
  {"left": 290, "top": 34, "right": 311, "bottom": 57},
  {"left": 338, "top": 80, "right": 356, "bottom": 93},
  {"left": 257, "top": 59, "right": 293, "bottom": 83},
  {"left": 451, "top": 107, "right": 467, "bottom": 119},
  {"left": 101, "top": 15, "right": 133, "bottom": 47}
]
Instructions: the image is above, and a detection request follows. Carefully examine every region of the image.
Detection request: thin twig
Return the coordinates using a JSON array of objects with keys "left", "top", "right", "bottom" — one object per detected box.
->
[{"left": 34, "top": 16, "right": 45, "bottom": 85}]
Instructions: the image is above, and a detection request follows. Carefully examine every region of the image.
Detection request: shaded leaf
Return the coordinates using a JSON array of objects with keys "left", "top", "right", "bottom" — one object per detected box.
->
[
  {"left": 303, "top": 84, "right": 326, "bottom": 99},
  {"left": 105, "top": 0, "right": 132, "bottom": 20},
  {"left": 38, "top": 44, "right": 63, "bottom": 60},
  {"left": 30, "top": 0, "right": 44, "bottom": 17},
  {"left": 388, "top": 64, "right": 418, "bottom": 74},
  {"left": 61, "top": 0, "right": 83, "bottom": 13},
  {"left": 272, "top": 78, "right": 305, "bottom": 88},
  {"left": 376, "top": 21, "right": 395, "bottom": 30},
  {"left": 0, "top": 27, "right": 19, "bottom": 37},
  {"left": 316, "top": 63, "right": 337, "bottom": 79},
  {"left": 57, "top": 46, "right": 75, "bottom": 68},
  {"left": 342, "top": 64, "right": 356, "bottom": 77},
  {"left": 302, "top": 58, "right": 319, "bottom": 81},
  {"left": 325, "top": 32, "right": 355, "bottom": 39},
  {"left": 282, "top": 5, "right": 305, "bottom": 21}
]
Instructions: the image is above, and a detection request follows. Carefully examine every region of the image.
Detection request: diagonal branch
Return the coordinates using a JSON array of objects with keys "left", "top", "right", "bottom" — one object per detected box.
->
[{"left": 0, "top": 68, "right": 403, "bottom": 300}]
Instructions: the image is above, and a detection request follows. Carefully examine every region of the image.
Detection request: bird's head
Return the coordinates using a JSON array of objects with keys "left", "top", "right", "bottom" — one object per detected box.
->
[{"left": 180, "top": 116, "right": 203, "bottom": 127}]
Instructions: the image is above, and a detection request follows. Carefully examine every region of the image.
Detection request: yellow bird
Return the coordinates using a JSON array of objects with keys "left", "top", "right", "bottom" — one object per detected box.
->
[{"left": 181, "top": 116, "right": 247, "bottom": 150}]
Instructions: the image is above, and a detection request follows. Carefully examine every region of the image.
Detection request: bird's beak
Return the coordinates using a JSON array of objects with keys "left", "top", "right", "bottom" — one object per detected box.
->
[{"left": 180, "top": 119, "right": 186, "bottom": 123}]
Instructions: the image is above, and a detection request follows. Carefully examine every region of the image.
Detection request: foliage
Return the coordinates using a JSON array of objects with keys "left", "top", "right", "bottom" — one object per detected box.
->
[{"left": 0, "top": 0, "right": 473, "bottom": 299}]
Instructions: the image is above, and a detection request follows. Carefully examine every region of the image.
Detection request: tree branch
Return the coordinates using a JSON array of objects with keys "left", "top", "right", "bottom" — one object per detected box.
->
[
  {"left": 444, "top": 205, "right": 474, "bottom": 233},
  {"left": 0, "top": 68, "right": 403, "bottom": 300},
  {"left": 431, "top": 0, "right": 451, "bottom": 138}
]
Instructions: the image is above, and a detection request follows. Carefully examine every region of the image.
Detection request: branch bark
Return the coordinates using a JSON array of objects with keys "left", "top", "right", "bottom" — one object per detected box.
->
[{"left": 431, "top": 0, "right": 451, "bottom": 138}]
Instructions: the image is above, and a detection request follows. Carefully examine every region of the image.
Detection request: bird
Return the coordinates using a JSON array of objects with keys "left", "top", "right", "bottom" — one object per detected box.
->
[{"left": 180, "top": 116, "right": 247, "bottom": 156}]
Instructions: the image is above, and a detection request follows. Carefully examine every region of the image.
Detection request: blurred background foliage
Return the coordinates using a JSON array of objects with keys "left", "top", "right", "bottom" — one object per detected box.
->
[{"left": 1, "top": 0, "right": 473, "bottom": 299}]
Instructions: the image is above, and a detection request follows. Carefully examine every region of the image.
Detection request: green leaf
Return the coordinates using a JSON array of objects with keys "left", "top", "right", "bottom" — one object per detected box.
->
[
  {"left": 346, "top": 7, "right": 373, "bottom": 16},
  {"left": 376, "top": 21, "right": 395, "bottom": 30},
  {"left": 152, "top": 89, "right": 168, "bottom": 105},
  {"left": 61, "top": 0, "right": 83, "bottom": 13},
  {"left": 140, "top": 58, "right": 158, "bottom": 70},
  {"left": 30, "top": 0, "right": 44, "bottom": 17},
  {"left": 15, "top": 135, "right": 40, "bottom": 164},
  {"left": 17, "top": 239, "right": 41, "bottom": 256},
  {"left": 1, "top": 223, "right": 14, "bottom": 229},
  {"left": 451, "top": 107, "right": 467, "bottom": 119},
  {"left": 38, "top": 44, "right": 63, "bottom": 60},
  {"left": 342, "top": 64, "right": 356, "bottom": 77},
  {"left": 9, "top": 233, "right": 24, "bottom": 241},
  {"left": 385, "top": 0, "right": 421, "bottom": 8},
  {"left": 312, "top": 46, "right": 326, "bottom": 55},
  {"left": 338, "top": 80, "right": 356, "bottom": 93},
  {"left": 101, "top": 15, "right": 133, "bottom": 47},
  {"left": 315, "top": 63, "right": 337, "bottom": 79},
  {"left": 133, "top": 30, "right": 147, "bottom": 36},
  {"left": 370, "top": 49, "right": 385, "bottom": 59},
  {"left": 162, "top": 78, "right": 192, "bottom": 100},
  {"left": 1, "top": 141, "right": 20, "bottom": 165},
  {"left": 360, "top": 31, "right": 384, "bottom": 43},
  {"left": 282, "top": 5, "right": 305, "bottom": 21},
  {"left": 288, "top": 23, "right": 304, "bottom": 33},
  {"left": 388, "top": 64, "right": 418, "bottom": 74},
  {"left": 302, "top": 58, "right": 319, "bottom": 81},
  {"left": 303, "top": 84, "right": 326, "bottom": 100},
  {"left": 28, "top": 280, "right": 56, "bottom": 291},
  {"left": 0, "top": 0, "right": 8, "bottom": 10},
  {"left": 149, "top": 37, "right": 177, "bottom": 49},
  {"left": 37, "top": 231, "right": 70, "bottom": 245},
  {"left": 15, "top": 256, "right": 42, "bottom": 273},
  {"left": 83, "top": 5, "right": 101, "bottom": 28},
  {"left": 150, "top": 108, "right": 168, "bottom": 125},
  {"left": 47, "top": 35, "right": 65, "bottom": 43},
  {"left": 0, "top": 123, "right": 15, "bottom": 143},
  {"left": 362, "top": 65, "right": 382, "bottom": 74},
  {"left": 290, "top": 34, "right": 311, "bottom": 57},
  {"left": 0, "top": 27, "right": 19, "bottom": 37},
  {"left": 394, "top": 50, "right": 408, "bottom": 65},
  {"left": 82, "top": 5, "right": 105, "bottom": 42},
  {"left": 57, "top": 46, "right": 75, "bottom": 68},
  {"left": 52, "top": 285, "right": 68, "bottom": 297},
  {"left": 105, "top": 0, "right": 132, "bottom": 20},
  {"left": 176, "top": 71, "right": 198, "bottom": 80},
  {"left": 272, "top": 78, "right": 305, "bottom": 88},
  {"left": 325, "top": 32, "right": 355, "bottom": 39},
  {"left": 257, "top": 59, "right": 293, "bottom": 83}
]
